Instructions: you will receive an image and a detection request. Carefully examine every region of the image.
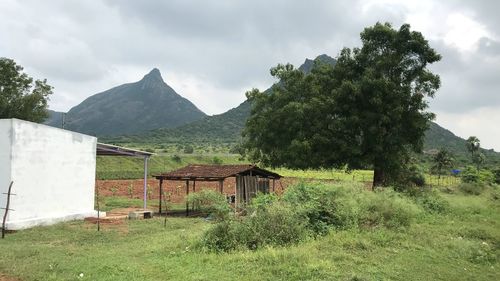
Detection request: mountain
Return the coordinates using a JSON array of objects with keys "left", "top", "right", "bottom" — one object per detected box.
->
[
  {"left": 47, "top": 69, "right": 207, "bottom": 136},
  {"left": 44, "top": 109, "right": 65, "bottom": 128},
  {"left": 108, "top": 55, "right": 337, "bottom": 143}
]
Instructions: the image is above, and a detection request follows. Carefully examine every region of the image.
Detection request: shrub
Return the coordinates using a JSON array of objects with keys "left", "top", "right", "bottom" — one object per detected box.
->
[
  {"left": 186, "top": 190, "right": 231, "bottom": 221},
  {"left": 250, "top": 192, "right": 278, "bottom": 210},
  {"left": 211, "top": 156, "right": 223, "bottom": 165},
  {"left": 201, "top": 202, "right": 310, "bottom": 251},
  {"left": 171, "top": 154, "right": 182, "bottom": 163},
  {"left": 414, "top": 190, "right": 449, "bottom": 213},
  {"left": 359, "top": 190, "right": 420, "bottom": 228},
  {"left": 461, "top": 166, "right": 480, "bottom": 183},
  {"left": 458, "top": 182, "right": 487, "bottom": 195},
  {"left": 494, "top": 169, "right": 500, "bottom": 184},
  {"left": 201, "top": 182, "right": 421, "bottom": 252},
  {"left": 183, "top": 145, "right": 194, "bottom": 154}
]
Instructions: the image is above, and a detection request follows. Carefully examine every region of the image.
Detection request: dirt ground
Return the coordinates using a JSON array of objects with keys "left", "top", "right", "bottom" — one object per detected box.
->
[{"left": 96, "top": 177, "right": 299, "bottom": 204}]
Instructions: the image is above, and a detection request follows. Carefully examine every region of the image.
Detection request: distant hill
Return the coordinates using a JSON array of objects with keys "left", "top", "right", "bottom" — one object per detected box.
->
[
  {"left": 44, "top": 109, "right": 65, "bottom": 128},
  {"left": 45, "top": 69, "right": 206, "bottom": 136}
]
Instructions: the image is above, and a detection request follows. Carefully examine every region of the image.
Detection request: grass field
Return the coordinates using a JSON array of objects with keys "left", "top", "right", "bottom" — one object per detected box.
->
[{"left": 1, "top": 183, "right": 498, "bottom": 281}]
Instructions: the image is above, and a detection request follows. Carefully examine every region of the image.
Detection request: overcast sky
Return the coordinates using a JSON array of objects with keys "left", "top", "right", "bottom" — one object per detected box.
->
[{"left": 1, "top": 0, "right": 499, "bottom": 150}]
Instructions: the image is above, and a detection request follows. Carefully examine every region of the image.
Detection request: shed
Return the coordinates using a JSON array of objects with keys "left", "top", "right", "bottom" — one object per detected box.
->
[{"left": 154, "top": 164, "right": 281, "bottom": 215}]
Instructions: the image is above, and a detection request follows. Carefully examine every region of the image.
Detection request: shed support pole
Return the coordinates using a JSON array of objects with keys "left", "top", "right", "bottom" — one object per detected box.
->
[
  {"left": 185, "top": 180, "right": 190, "bottom": 217},
  {"left": 143, "top": 156, "right": 149, "bottom": 210},
  {"left": 158, "top": 179, "right": 163, "bottom": 215},
  {"left": 272, "top": 179, "right": 275, "bottom": 193},
  {"left": 219, "top": 180, "right": 224, "bottom": 194}
]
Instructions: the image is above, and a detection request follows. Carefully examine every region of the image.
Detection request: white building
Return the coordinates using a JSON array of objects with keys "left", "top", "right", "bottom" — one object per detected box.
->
[{"left": 0, "top": 119, "right": 99, "bottom": 230}]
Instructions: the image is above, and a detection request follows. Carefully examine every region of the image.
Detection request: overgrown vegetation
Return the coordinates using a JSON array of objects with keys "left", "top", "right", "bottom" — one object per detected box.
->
[
  {"left": 2, "top": 180, "right": 499, "bottom": 281},
  {"left": 201, "top": 183, "right": 424, "bottom": 252},
  {"left": 186, "top": 190, "right": 231, "bottom": 221}
]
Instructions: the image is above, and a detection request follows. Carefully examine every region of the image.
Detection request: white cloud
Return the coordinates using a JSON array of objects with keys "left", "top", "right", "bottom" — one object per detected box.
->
[
  {"left": 0, "top": 0, "right": 499, "bottom": 150},
  {"left": 435, "top": 107, "right": 500, "bottom": 151}
]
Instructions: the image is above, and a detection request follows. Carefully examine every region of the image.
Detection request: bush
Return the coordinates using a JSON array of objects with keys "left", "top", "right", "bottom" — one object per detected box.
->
[
  {"left": 406, "top": 188, "right": 449, "bottom": 213},
  {"left": 186, "top": 190, "right": 231, "bottom": 221},
  {"left": 183, "top": 145, "right": 194, "bottom": 154},
  {"left": 171, "top": 154, "right": 182, "bottom": 163},
  {"left": 201, "top": 202, "right": 310, "bottom": 251},
  {"left": 201, "top": 182, "right": 421, "bottom": 252},
  {"left": 458, "top": 182, "right": 487, "bottom": 195},
  {"left": 461, "top": 166, "right": 480, "bottom": 183},
  {"left": 494, "top": 169, "right": 500, "bottom": 185},
  {"left": 359, "top": 189, "right": 420, "bottom": 228},
  {"left": 211, "top": 156, "right": 223, "bottom": 165}
]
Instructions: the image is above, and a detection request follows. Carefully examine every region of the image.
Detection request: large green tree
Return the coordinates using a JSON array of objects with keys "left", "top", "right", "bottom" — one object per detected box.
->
[
  {"left": 0, "top": 58, "right": 53, "bottom": 122},
  {"left": 242, "top": 23, "right": 441, "bottom": 187}
]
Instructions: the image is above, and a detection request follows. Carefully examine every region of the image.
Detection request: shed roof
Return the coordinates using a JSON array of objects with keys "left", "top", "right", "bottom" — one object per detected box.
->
[
  {"left": 154, "top": 164, "right": 281, "bottom": 181},
  {"left": 96, "top": 142, "right": 154, "bottom": 157}
]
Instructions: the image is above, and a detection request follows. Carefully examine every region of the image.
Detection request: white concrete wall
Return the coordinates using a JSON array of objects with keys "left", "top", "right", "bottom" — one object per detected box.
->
[
  {"left": 0, "top": 119, "right": 13, "bottom": 222},
  {"left": 0, "top": 119, "right": 98, "bottom": 229}
]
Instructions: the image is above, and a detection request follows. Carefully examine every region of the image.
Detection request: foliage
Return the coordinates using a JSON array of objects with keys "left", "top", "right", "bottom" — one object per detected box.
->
[
  {"left": 183, "top": 145, "right": 194, "bottom": 154},
  {"left": 211, "top": 156, "right": 223, "bottom": 165},
  {"left": 0, "top": 57, "right": 53, "bottom": 122},
  {"left": 202, "top": 182, "right": 421, "bottom": 252},
  {"left": 458, "top": 183, "right": 487, "bottom": 195},
  {"left": 405, "top": 187, "right": 449, "bottom": 213},
  {"left": 494, "top": 169, "right": 500, "bottom": 185},
  {"left": 431, "top": 148, "right": 454, "bottom": 176},
  {"left": 171, "top": 154, "right": 182, "bottom": 163},
  {"left": 202, "top": 201, "right": 310, "bottom": 252},
  {"left": 392, "top": 163, "right": 426, "bottom": 189},
  {"left": 461, "top": 166, "right": 495, "bottom": 186},
  {"left": 466, "top": 136, "right": 480, "bottom": 160},
  {"left": 1, "top": 186, "right": 500, "bottom": 280},
  {"left": 186, "top": 190, "right": 231, "bottom": 221},
  {"left": 242, "top": 23, "right": 441, "bottom": 187}
]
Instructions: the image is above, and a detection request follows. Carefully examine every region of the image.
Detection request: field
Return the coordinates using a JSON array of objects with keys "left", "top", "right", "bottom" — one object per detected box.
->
[{"left": 1, "top": 181, "right": 499, "bottom": 281}]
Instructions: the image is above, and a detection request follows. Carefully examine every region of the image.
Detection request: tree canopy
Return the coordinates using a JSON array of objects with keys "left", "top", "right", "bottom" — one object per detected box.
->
[
  {"left": 242, "top": 23, "right": 441, "bottom": 187},
  {"left": 0, "top": 58, "right": 53, "bottom": 122}
]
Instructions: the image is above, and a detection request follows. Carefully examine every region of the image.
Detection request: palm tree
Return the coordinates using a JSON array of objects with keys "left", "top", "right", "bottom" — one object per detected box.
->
[
  {"left": 466, "top": 136, "right": 480, "bottom": 160},
  {"left": 432, "top": 148, "right": 454, "bottom": 185},
  {"left": 466, "top": 136, "right": 483, "bottom": 169}
]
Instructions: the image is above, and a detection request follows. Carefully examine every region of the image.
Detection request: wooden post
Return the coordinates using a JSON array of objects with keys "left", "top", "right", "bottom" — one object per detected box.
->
[
  {"left": 272, "top": 179, "right": 276, "bottom": 193},
  {"left": 2, "top": 181, "right": 14, "bottom": 239},
  {"left": 95, "top": 179, "right": 100, "bottom": 232},
  {"left": 219, "top": 180, "right": 224, "bottom": 194},
  {"left": 192, "top": 180, "right": 196, "bottom": 211},
  {"left": 185, "top": 180, "right": 190, "bottom": 217},
  {"left": 158, "top": 179, "right": 163, "bottom": 215}
]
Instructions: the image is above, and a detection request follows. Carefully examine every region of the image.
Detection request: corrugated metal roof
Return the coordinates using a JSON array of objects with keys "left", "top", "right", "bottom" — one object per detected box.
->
[
  {"left": 154, "top": 164, "right": 281, "bottom": 180},
  {"left": 96, "top": 143, "right": 154, "bottom": 157}
]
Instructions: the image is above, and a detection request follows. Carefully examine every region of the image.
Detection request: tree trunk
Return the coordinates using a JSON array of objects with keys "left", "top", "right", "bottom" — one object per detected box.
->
[{"left": 373, "top": 167, "right": 385, "bottom": 190}]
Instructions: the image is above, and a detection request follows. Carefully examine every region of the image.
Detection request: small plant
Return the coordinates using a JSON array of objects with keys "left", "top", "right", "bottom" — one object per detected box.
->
[
  {"left": 127, "top": 183, "right": 134, "bottom": 198},
  {"left": 211, "top": 156, "right": 223, "bottom": 165},
  {"left": 110, "top": 186, "right": 118, "bottom": 196},
  {"left": 186, "top": 190, "right": 231, "bottom": 221},
  {"left": 147, "top": 185, "right": 154, "bottom": 200},
  {"left": 171, "top": 154, "right": 182, "bottom": 163}
]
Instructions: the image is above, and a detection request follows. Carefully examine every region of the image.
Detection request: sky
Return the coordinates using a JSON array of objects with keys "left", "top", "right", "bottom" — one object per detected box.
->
[{"left": 0, "top": 0, "right": 499, "bottom": 150}]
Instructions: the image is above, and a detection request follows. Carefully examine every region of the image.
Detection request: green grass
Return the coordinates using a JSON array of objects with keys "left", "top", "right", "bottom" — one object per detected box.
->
[
  {"left": 1, "top": 184, "right": 499, "bottom": 280},
  {"left": 96, "top": 154, "right": 244, "bottom": 180}
]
